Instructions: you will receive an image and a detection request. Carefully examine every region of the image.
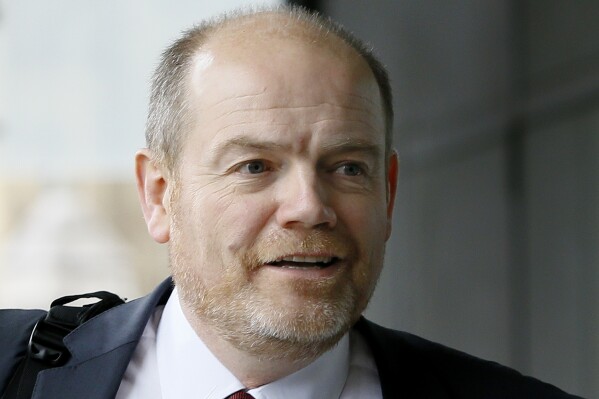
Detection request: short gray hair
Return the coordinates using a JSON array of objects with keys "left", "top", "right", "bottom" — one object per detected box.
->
[{"left": 145, "top": 5, "right": 394, "bottom": 174}]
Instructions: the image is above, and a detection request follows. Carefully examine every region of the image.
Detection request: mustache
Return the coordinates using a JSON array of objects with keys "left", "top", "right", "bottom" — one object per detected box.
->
[{"left": 244, "top": 230, "right": 353, "bottom": 267}]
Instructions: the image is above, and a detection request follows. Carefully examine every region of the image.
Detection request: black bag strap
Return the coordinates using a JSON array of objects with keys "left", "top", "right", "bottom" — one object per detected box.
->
[{"left": 1, "top": 291, "right": 125, "bottom": 399}]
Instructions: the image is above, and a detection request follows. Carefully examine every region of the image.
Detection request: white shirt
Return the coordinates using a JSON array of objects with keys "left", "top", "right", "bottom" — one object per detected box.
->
[{"left": 116, "top": 288, "right": 381, "bottom": 399}]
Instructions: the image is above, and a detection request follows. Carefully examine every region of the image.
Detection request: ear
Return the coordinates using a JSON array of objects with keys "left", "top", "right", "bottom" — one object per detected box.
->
[
  {"left": 385, "top": 151, "right": 399, "bottom": 240},
  {"left": 135, "top": 149, "right": 171, "bottom": 243}
]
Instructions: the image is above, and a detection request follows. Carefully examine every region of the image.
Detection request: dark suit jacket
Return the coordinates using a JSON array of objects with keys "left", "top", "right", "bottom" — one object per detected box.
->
[{"left": 0, "top": 278, "right": 584, "bottom": 398}]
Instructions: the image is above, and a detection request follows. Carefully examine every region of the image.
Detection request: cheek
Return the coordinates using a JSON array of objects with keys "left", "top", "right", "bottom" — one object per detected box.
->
[
  {"left": 207, "top": 192, "right": 277, "bottom": 253},
  {"left": 336, "top": 195, "right": 388, "bottom": 241}
]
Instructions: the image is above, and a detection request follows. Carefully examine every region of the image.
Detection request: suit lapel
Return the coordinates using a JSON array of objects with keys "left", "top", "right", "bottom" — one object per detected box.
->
[
  {"left": 32, "top": 278, "right": 174, "bottom": 399},
  {"left": 355, "top": 318, "right": 450, "bottom": 399}
]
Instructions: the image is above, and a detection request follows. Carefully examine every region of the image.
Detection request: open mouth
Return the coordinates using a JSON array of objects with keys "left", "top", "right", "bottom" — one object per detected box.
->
[{"left": 266, "top": 255, "right": 339, "bottom": 269}]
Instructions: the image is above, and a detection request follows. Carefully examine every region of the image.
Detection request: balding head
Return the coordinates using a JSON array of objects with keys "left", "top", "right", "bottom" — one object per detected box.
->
[{"left": 145, "top": 6, "right": 393, "bottom": 175}]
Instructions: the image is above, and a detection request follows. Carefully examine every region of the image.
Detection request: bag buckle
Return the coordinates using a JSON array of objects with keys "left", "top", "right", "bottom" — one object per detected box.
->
[{"left": 27, "top": 318, "right": 72, "bottom": 366}]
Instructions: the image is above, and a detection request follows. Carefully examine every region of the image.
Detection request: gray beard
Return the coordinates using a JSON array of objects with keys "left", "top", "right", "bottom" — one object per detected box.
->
[
  {"left": 168, "top": 212, "right": 378, "bottom": 363},
  {"left": 172, "top": 260, "right": 361, "bottom": 362}
]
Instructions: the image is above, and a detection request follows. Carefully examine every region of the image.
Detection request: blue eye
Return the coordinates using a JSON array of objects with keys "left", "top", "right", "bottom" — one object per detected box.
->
[
  {"left": 337, "top": 163, "right": 364, "bottom": 176},
  {"left": 240, "top": 160, "right": 266, "bottom": 174}
]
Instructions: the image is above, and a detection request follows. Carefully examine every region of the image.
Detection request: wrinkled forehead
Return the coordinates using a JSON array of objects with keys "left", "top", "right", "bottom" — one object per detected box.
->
[{"left": 187, "top": 16, "right": 381, "bottom": 114}]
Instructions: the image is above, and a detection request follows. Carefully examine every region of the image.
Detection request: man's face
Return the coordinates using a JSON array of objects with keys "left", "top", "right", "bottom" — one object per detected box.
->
[{"left": 168, "top": 37, "right": 397, "bottom": 358}]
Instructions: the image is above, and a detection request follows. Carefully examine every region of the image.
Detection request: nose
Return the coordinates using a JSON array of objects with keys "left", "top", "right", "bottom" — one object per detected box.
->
[{"left": 275, "top": 168, "right": 337, "bottom": 230}]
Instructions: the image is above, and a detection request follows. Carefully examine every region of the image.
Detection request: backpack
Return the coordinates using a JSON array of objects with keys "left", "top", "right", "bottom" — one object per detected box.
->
[{"left": 1, "top": 292, "right": 124, "bottom": 399}]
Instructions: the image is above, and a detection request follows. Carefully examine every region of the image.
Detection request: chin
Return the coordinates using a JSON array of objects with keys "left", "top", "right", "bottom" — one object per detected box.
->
[{"left": 222, "top": 284, "right": 364, "bottom": 360}]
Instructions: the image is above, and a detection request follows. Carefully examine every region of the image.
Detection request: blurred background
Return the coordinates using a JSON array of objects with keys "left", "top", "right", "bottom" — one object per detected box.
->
[{"left": 0, "top": 1, "right": 597, "bottom": 397}]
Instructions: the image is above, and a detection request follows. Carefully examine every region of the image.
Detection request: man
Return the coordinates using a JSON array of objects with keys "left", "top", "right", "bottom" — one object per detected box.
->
[{"left": 0, "top": 6, "right": 583, "bottom": 399}]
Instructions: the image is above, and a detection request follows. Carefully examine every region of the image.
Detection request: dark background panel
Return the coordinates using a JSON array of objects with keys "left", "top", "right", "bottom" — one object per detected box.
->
[{"left": 288, "top": 1, "right": 599, "bottom": 397}]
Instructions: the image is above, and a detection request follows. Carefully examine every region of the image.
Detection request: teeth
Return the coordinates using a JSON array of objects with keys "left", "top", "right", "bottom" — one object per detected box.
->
[{"left": 280, "top": 256, "right": 333, "bottom": 263}]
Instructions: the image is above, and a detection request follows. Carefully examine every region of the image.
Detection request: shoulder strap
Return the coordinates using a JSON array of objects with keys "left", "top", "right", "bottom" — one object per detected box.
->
[{"left": 1, "top": 291, "right": 124, "bottom": 399}]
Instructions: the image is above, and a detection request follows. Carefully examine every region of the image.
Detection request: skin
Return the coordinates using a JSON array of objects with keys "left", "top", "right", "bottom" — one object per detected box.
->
[{"left": 136, "top": 17, "right": 398, "bottom": 389}]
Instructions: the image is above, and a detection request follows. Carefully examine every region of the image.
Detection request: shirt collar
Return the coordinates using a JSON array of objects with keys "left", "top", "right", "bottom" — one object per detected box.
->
[{"left": 156, "top": 288, "right": 350, "bottom": 399}]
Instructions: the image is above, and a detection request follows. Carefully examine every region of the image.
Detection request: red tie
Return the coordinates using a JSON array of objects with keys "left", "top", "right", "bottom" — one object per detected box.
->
[{"left": 226, "top": 390, "right": 255, "bottom": 399}]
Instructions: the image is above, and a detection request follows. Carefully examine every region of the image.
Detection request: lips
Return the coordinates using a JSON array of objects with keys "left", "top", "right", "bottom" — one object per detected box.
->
[{"left": 267, "top": 255, "right": 339, "bottom": 269}]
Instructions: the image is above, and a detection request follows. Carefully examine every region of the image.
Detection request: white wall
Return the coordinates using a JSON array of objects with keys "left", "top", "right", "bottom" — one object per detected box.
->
[
  {"left": 0, "top": 0, "right": 281, "bottom": 180},
  {"left": 0, "top": 0, "right": 281, "bottom": 308}
]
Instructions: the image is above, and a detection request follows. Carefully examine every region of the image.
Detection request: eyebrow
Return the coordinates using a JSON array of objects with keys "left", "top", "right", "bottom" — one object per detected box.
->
[
  {"left": 212, "top": 136, "right": 381, "bottom": 158},
  {"left": 320, "top": 139, "right": 381, "bottom": 158}
]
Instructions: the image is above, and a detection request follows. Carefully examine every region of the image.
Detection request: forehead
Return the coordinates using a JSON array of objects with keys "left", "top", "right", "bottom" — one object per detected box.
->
[
  {"left": 181, "top": 17, "right": 385, "bottom": 153},
  {"left": 191, "top": 15, "right": 379, "bottom": 104},
  {"left": 194, "top": 50, "right": 379, "bottom": 111}
]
